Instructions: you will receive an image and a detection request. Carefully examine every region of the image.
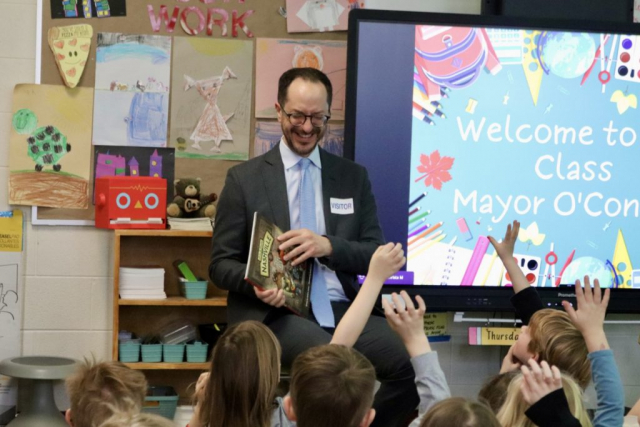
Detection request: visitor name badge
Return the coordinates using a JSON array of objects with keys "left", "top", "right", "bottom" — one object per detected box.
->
[{"left": 330, "top": 198, "right": 354, "bottom": 215}]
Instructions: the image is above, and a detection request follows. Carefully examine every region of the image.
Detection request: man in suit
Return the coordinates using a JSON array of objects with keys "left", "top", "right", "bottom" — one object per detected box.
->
[{"left": 210, "top": 68, "right": 419, "bottom": 427}]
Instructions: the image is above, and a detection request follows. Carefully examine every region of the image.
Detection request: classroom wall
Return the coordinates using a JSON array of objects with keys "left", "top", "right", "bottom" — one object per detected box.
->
[{"left": 1, "top": 0, "right": 639, "bottom": 411}]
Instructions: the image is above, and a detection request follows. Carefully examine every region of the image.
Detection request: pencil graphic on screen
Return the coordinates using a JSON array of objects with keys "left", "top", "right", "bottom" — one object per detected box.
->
[
  {"left": 409, "top": 233, "right": 446, "bottom": 261},
  {"left": 408, "top": 221, "right": 443, "bottom": 246}
]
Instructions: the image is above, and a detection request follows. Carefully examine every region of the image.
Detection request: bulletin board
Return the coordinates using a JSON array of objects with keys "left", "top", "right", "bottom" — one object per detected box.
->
[{"left": 36, "top": 0, "right": 347, "bottom": 223}]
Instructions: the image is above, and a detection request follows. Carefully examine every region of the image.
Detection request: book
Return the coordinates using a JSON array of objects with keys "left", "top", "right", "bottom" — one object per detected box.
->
[
  {"left": 245, "top": 212, "right": 313, "bottom": 317},
  {"left": 168, "top": 217, "right": 213, "bottom": 231}
]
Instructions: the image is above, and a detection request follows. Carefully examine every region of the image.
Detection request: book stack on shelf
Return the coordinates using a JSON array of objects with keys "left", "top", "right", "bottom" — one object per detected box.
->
[
  {"left": 119, "top": 266, "right": 166, "bottom": 300},
  {"left": 167, "top": 217, "right": 213, "bottom": 231}
]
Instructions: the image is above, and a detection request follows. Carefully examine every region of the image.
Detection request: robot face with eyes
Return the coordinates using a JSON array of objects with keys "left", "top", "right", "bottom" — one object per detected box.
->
[{"left": 95, "top": 176, "right": 167, "bottom": 229}]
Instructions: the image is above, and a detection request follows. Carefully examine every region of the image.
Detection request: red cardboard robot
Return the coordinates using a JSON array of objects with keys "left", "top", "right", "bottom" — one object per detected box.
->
[{"left": 95, "top": 176, "right": 167, "bottom": 229}]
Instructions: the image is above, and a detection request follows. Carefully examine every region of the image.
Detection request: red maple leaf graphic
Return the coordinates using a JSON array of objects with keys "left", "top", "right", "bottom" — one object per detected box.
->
[{"left": 414, "top": 150, "right": 454, "bottom": 190}]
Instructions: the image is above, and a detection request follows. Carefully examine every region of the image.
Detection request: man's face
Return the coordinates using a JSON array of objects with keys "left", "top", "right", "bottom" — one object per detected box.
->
[{"left": 276, "top": 78, "right": 329, "bottom": 157}]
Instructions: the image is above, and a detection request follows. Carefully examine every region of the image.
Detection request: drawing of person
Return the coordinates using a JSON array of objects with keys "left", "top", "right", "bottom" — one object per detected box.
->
[{"left": 184, "top": 67, "right": 237, "bottom": 152}]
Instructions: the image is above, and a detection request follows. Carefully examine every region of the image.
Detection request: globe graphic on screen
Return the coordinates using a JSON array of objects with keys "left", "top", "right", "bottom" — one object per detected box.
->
[
  {"left": 539, "top": 32, "right": 596, "bottom": 79},
  {"left": 561, "top": 256, "right": 614, "bottom": 288}
]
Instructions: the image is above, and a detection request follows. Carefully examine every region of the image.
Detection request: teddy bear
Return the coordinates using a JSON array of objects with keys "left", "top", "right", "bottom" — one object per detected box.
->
[{"left": 166, "top": 178, "right": 217, "bottom": 218}]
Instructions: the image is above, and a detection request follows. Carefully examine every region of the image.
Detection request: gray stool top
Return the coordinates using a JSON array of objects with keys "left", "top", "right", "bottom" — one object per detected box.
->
[{"left": 0, "top": 356, "right": 80, "bottom": 380}]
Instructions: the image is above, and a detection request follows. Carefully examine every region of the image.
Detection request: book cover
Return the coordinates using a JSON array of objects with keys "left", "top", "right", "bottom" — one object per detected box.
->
[{"left": 245, "top": 212, "right": 313, "bottom": 317}]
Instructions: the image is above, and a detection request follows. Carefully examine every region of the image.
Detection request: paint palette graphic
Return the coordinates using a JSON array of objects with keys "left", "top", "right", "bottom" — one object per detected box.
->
[
  {"left": 615, "top": 35, "right": 640, "bottom": 83},
  {"left": 502, "top": 254, "right": 542, "bottom": 287}
]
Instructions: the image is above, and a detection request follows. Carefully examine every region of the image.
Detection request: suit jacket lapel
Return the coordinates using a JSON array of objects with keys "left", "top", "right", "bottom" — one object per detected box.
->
[
  {"left": 262, "top": 144, "right": 291, "bottom": 230},
  {"left": 320, "top": 148, "right": 338, "bottom": 236}
]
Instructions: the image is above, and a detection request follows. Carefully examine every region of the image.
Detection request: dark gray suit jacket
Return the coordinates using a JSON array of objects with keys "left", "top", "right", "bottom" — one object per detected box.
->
[{"left": 209, "top": 144, "right": 385, "bottom": 324}]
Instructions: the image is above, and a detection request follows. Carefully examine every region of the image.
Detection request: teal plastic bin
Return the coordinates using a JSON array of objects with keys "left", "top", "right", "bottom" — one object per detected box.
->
[
  {"left": 186, "top": 341, "right": 209, "bottom": 363},
  {"left": 162, "top": 344, "right": 185, "bottom": 363},
  {"left": 143, "top": 386, "right": 179, "bottom": 419},
  {"left": 141, "top": 344, "right": 162, "bottom": 363},
  {"left": 180, "top": 280, "right": 208, "bottom": 300},
  {"left": 119, "top": 341, "right": 140, "bottom": 363}
]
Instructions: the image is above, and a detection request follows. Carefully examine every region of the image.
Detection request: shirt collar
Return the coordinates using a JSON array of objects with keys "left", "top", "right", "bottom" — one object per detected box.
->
[{"left": 279, "top": 136, "right": 322, "bottom": 170}]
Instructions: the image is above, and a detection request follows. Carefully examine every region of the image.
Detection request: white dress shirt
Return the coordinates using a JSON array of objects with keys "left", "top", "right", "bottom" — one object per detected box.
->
[{"left": 279, "top": 138, "right": 349, "bottom": 302}]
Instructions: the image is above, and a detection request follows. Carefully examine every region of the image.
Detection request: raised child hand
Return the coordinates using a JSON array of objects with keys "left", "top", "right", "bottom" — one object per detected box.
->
[
  {"left": 520, "top": 359, "right": 562, "bottom": 406},
  {"left": 367, "top": 243, "right": 405, "bottom": 285},
  {"left": 382, "top": 291, "right": 430, "bottom": 357},
  {"left": 488, "top": 220, "right": 519, "bottom": 261},
  {"left": 562, "top": 276, "right": 610, "bottom": 353}
]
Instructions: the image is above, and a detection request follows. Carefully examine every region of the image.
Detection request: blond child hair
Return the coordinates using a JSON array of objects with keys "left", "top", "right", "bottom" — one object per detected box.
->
[
  {"left": 98, "top": 411, "right": 175, "bottom": 427},
  {"left": 419, "top": 397, "right": 501, "bottom": 427},
  {"left": 65, "top": 360, "right": 147, "bottom": 427},
  {"left": 528, "top": 309, "right": 590, "bottom": 388},
  {"left": 496, "top": 372, "right": 592, "bottom": 427}
]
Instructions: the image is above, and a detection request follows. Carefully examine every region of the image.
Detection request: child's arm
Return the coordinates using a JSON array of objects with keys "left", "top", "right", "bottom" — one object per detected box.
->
[
  {"left": 382, "top": 291, "right": 430, "bottom": 357},
  {"left": 562, "top": 277, "right": 624, "bottom": 427},
  {"left": 488, "top": 220, "right": 529, "bottom": 294},
  {"left": 383, "top": 291, "right": 451, "bottom": 426},
  {"left": 330, "top": 243, "right": 405, "bottom": 347},
  {"left": 522, "top": 359, "right": 581, "bottom": 427},
  {"left": 489, "top": 220, "right": 543, "bottom": 324}
]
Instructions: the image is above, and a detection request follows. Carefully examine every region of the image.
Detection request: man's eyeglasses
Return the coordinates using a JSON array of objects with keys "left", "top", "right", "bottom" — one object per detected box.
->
[{"left": 281, "top": 107, "right": 330, "bottom": 127}]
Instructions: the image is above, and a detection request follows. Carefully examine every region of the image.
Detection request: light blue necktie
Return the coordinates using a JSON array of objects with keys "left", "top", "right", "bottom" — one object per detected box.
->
[{"left": 299, "top": 158, "right": 335, "bottom": 328}]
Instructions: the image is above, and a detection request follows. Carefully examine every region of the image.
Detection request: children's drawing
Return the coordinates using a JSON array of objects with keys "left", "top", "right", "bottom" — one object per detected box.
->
[
  {"left": 48, "top": 24, "right": 93, "bottom": 88},
  {"left": 93, "top": 145, "right": 175, "bottom": 201},
  {"left": 13, "top": 109, "right": 71, "bottom": 173},
  {"left": 185, "top": 67, "right": 237, "bottom": 152},
  {"left": 255, "top": 39, "right": 347, "bottom": 119},
  {"left": 170, "top": 38, "right": 253, "bottom": 161},
  {"left": 0, "top": 273, "right": 18, "bottom": 322},
  {"left": 9, "top": 84, "right": 92, "bottom": 209},
  {"left": 93, "top": 33, "right": 171, "bottom": 147},
  {"left": 0, "top": 263, "right": 19, "bottom": 344},
  {"left": 254, "top": 121, "right": 344, "bottom": 158},
  {"left": 287, "top": 0, "right": 348, "bottom": 32},
  {"left": 51, "top": 0, "right": 126, "bottom": 19}
]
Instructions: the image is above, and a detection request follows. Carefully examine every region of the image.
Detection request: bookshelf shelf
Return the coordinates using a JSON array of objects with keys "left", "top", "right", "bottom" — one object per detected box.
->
[
  {"left": 119, "top": 296, "right": 227, "bottom": 306},
  {"left": 115, "top": 229, "right": 212, "bottom": 238},
  {"left": 124, "top": 363, "right": 209, "bottom": 370},
  {"left": 113, "top": 229, "right": 226, "bottom": 400}
]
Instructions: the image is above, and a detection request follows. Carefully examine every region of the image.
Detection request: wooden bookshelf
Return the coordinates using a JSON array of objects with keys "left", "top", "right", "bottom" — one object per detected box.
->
[{"left": 112, "top": 229, "right": 226, "bottom": 399}]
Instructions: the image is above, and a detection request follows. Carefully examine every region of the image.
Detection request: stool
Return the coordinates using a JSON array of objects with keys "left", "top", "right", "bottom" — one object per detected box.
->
[{"left": 0, "top": 356, "right": 80, "bottom": 426}]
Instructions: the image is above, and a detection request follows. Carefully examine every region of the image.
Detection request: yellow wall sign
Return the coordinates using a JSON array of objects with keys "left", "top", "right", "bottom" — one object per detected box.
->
[
  {"left": 423, "top": 313, "right": 447, "bottom": 337},
  {"left": 468, "top": 327, "right": 520, "bottom": 346},
  {"left": 0, "top": 210, "right": 23, "bottom": 252}
]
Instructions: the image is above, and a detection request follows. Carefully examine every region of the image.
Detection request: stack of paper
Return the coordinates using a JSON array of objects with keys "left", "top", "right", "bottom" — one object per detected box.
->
[
  {"left": 119, "top": 266, "right": 166, "bottom": 300},
  {"left": 167, "top": 217, "right": 213, "bottom": 231}
]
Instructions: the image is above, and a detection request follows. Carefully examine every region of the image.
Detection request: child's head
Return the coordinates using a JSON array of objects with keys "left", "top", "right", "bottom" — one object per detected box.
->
[
  {"left": 65, "top": 360, "right": 147, "bottom": 427},
  {"left": 98, "top": 411, "right": 176, "bottom": 427},
  {"left": 199, "top": 320, "right": 281, "bottom": 427},
  {"left": 496, "top": 371, "right": 592, "bottom": 427},
  {"left": 478, "top": 370, "right": 520, "bottom": 413},
  {"left": 285, "top": 344, "right": 376, "bottom": 427},
  {"left": 512, "top": 309, "right": 590, "bottom": 388},
  {"left": 419, "top": 397, "right": 501, "bottom": 427}
]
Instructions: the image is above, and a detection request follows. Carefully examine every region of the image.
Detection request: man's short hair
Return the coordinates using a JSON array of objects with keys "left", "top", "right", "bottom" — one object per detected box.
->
[
  {"left": 290, "top": 344, "right": 375, "bottom": 427},
  {"left": 277, "top": 68, "right": 333, "bottom": 111},
  {"left": 66, "top": 360, "right": 147, "bottom": 427},
  {"left": 528, "top": 309, "right": 591, "bottom": 389}
]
